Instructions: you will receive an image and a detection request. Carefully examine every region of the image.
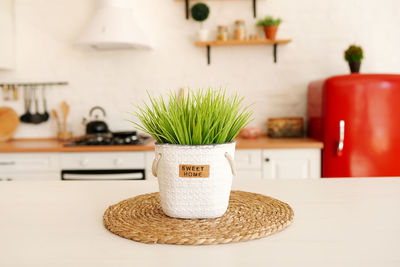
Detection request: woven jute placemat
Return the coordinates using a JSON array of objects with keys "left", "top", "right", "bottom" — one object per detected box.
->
[{"left": 103, "top": 191, "right": 294, "bottom": 245}]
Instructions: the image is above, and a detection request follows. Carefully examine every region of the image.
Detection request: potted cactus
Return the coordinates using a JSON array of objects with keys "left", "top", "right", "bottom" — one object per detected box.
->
[
  {"left": 132, "top": 89, "right": 253, "bottom": 219},
  {"left": 344, "top": 45, "right": 364, "bottom": 73},
  {"left": 191, "top": 3, "right": 210, "bottom": 41},
  {"left": 256, "top": 16, "right": 282, "bottom": 40}
]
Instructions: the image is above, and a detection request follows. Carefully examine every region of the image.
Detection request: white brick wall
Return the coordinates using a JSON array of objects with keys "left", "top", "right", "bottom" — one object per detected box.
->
[{"left": 0, "top": 0, "right": 399, "bottom": 138}]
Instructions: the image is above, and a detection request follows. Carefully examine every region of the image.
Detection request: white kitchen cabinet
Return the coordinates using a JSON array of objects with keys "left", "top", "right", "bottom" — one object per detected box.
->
[
  {"left": 262, "top": 149, "right": 321, "bottom": 179},
  {"left": 0, "top": 153, "right": 60, "bottom": 180},
  {"left": 0, "top": 0, "right": 15, "bottom": 70},
  {"left": 145, "top": 150, "right": 264, "bottom": 180},
  {"left": 234, "top": 149, "right": 262, "bottom": 179},
  {"left": 0, "top": 148, "right": 322, "bottom": 181},
  {"left": 145, "top": 148, "right": 321, "bottom": 180}
]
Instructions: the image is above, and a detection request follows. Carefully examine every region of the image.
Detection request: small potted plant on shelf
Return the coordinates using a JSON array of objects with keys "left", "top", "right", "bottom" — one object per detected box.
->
[
  {"left": 132, "top": 89, "right": 253, "bottom": 219},
  {"left": 344, "top": 45, "right": 364, "bottom": 73},
  {"left": 256, "top": 16, "right": 282, "bottom": 40},
  {"left": 191, "top": 3, "right": 210, "bottom": 41}
]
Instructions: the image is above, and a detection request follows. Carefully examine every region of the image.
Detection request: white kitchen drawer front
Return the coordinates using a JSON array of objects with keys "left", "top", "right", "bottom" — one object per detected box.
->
[
  {"left": 235, "top": 169, "right": 262, "bottom": 180},
  {"left": 0, "top": 172, "right": 60, "bottom": 181},
  {"left": 263, "top": 149, "right": 321, "bottom": 179},
  {"left": 235, "top": 149, "right": 262, "bottom": 169},
  {"left": 0, "top": 153, "right": 59, "bottom": 172},
  {"left": 61, "top": 152, "right": 145, "bottom": 170}
]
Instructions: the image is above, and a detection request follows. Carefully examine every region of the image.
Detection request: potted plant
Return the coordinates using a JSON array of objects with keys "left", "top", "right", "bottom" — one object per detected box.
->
[
  {"left": 256, "top": 16, "right": 282, "bottom": 40},
  {"left": 191, "top": 3, "right": 210, "bottom": 41},
  {"left": 344, "top": 45, "right": 364, "bottom": 73},
  {"left": 132, "top": 89, "right": 253, "bottom": 219}
]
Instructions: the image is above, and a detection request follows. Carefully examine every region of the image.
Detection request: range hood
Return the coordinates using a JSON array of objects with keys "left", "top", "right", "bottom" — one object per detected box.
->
[{"left": 76, "top": 0, "right": 151, "bottom": 50}]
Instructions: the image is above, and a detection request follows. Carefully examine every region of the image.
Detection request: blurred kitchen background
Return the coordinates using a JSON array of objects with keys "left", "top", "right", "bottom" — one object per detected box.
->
[{"left": 1, "top": 0, "right": 399, "bottom": 138}]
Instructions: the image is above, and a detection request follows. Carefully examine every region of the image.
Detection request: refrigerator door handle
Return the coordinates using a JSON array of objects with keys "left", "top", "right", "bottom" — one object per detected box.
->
[{"left": 337, "top": 120, "right": 345, "bottom": 156}]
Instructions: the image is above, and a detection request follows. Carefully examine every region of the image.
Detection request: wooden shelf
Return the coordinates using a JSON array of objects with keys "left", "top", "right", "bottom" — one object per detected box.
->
[
  {"left": 194, "top": 39, "right": 292, "bottom": 65},
  {"left": 195, "top": 39, "right": 291, "bottom": 46},
  {"left": 176, "top": 0, "right": 259, "bottom": 19}
]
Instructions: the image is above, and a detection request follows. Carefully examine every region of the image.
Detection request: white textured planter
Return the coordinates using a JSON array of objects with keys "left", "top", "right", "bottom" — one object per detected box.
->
[
  {"left": 197, "top": 28, "right": 209, "bottom": 41},
  {"left": 152, "top": 142, "right": 236, "bottom": 219}
]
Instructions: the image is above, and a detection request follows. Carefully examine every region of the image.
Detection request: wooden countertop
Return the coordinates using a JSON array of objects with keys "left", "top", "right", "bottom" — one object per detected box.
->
[
  {"left": 0, "top": 138, "right": 156, "bottom": 153},
  {"left": 0, "top": 136, "right": 323, "bottom": 153},
  {"left": 0, "top": 178, "right": 399, "bottom": 267},
  {"left": 235, "top": 135, "right": 323, "bottom": 149}
]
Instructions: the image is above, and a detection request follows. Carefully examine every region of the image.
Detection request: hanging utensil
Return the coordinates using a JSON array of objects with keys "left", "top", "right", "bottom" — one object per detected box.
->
[
  {"left": 60, "top": 101, "right": 70, "bottom": 132},
  {"left": 2, "top": 84, "right": 9, "bottom": 101},
  {"left": 12, "top": 85, "right": 19, "bottom": 101},
  {"left": 20, "top": 85, "right": 33, "bottom": 123},
  {"left": 41, "top": 85, "right": 49, "bottom": 122},
  {"left": 52, "top": 109, "right": 61, "bottom": 133},
  {"left": 30, "top": 86, "right": 43, "bottom": 124}
]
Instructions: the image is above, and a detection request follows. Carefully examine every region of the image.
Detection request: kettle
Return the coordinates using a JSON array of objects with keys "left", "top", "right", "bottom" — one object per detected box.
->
[{"left": 83, "top": 106, "right": 109, "bottom": 134}]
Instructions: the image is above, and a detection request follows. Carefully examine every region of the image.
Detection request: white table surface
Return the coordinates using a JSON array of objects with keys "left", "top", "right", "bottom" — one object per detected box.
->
[{"left": 0, "top": 178, "right": 399, "bottom": 267}]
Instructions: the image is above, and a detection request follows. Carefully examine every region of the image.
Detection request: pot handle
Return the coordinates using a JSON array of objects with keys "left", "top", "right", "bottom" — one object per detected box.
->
[
  {"left": 152, "top": 153, "right": 162, "bottom": 177},
  {"left": 151, "top": 152, "right": 236, "bottom": 177},
  {"left": 89, "top": 106, "right": 106, "bottom": 119},
  {"left": 224, "top": 152, "right": 237, "bottom": 176}
]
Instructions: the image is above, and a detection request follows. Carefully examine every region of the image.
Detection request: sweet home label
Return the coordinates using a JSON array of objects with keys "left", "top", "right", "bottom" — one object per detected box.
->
[{"left": 179, "top": 164, "right": 210, "bottom": 178}]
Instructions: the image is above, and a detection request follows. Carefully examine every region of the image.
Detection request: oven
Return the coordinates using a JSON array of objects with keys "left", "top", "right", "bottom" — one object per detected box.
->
[{"left": 60, "top": 152, "right": 147, "bottom": 181}]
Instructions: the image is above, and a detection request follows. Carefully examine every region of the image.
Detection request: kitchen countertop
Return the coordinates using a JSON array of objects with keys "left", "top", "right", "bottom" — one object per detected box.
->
[
  {"left": 0, "top": 178, "right": 399, "bottom": 267},
  {"left": 0, "top": 136, "right": 323, "bottom": 153}
]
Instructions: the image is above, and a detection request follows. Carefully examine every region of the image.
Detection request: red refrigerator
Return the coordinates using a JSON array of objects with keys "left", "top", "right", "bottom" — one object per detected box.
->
[{"left": 308, "top": 74, "right": 400, "bottom": 177}]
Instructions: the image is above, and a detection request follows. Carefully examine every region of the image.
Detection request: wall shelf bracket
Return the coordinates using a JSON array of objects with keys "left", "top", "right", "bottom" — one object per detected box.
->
[
  {"left": 207, "top": 45, "right": 211, "bottom": 65},
  {"left": 185, "top": 0, "right": 189, "bottom": 19}
]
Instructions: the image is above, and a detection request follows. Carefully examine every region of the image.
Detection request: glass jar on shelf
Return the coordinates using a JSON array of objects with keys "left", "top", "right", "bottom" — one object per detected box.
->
[
  {"left": 217, "top": 25, "right": 228, "bottom": 41},
  {"left": 233, "top": 20, "right": 246, "bottom": 40}
]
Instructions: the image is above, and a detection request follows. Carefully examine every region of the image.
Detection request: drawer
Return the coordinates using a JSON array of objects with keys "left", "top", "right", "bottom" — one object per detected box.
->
[
  {"left": 0, "top": 171, "right": 60, "bottom": 181},
  {"left": 60, "top": 152, "right": 145, "bottom": 170},
  {"left": 235, "top": 149, "right": 262, "bottom": 169},
  {"left": 0, "top": 153, "right": 59, "bottom": 172}
]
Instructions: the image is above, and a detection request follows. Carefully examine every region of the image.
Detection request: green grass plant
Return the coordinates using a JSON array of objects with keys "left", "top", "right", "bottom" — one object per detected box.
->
[
  {"left": 344, "top": 45, "right": 364, "bottom": 62},
  {"left": 131, "top": 89, "right": 253, "bottom": 145},
  {"left": 256, "top": 16, "right": 282, "bottom": 27}
]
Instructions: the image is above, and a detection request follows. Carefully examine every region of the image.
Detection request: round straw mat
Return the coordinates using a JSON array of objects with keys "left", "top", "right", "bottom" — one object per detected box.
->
[{"left": 103, "top": 191, "right": 294, "bottom": 245}]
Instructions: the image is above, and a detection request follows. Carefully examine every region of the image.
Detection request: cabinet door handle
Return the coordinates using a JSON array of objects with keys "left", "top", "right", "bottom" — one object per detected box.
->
[
  {"left": 265, "top": 158, "right": 270, "bottom": 162},
  {"left": 0, "top": 161, "right": 16, "bottom": 166},
  {"left": 6, "top": 178, "right": 12, "bottom": 181}
]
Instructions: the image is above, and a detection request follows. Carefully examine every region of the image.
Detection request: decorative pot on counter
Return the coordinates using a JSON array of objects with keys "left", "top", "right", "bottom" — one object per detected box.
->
[
  {"left": 132, "top": 89, "right": 252, "bottom": 219},
  {"left": 152, "top": 142, "right": 236, "bottom": 219}
]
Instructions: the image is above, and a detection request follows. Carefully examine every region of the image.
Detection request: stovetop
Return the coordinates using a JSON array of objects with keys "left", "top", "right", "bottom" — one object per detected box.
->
[{"left": 64, "top": 131, "right": 150, "bottom": 147}]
